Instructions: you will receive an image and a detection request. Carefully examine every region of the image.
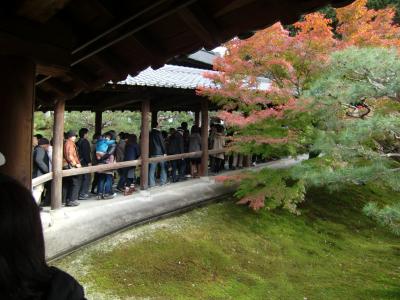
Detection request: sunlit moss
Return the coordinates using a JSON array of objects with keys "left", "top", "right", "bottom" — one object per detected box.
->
[{"left": 54, "top": 184, "right": 400, "bottom": 299}]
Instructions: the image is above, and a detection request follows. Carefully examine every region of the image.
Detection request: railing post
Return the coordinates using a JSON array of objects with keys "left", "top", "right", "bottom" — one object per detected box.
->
[
  {"left": 51, "top": 99, "right": 65, "bottom": 210},
  {"left": 140, "top": 99, "right": 150, "bottom": 190},
  {"left": 0, "top": 56, "right": 35, "bottom": 189},
  {"left": 200, "top": 99, "right": 209, "bottom": 176},
  {"left": 95, "top": 110, "right": 102, "bottom": 135}
]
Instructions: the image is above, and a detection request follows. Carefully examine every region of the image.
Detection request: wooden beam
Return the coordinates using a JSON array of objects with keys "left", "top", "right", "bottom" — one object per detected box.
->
[
  {"left": 213, "top": 0, "right": 257, "bottom": 18},
  {"left": 97, "top": 94, "right": 133, "bottom": 111},
  {"left": 177, "top": 6, "right": 220, "bottom": 48},
  {"left": 17, "top": 0, "right": 72, "bottom": 23},
  {"left": 71, "top": 0, "right": 170, "bottom": 54},
  {"left": 40, "top": 77, "right": 82, "bottom": 101},
  {"left": 45, "top": 78, "right": 77, "bottom": 95},
  {"left": 102, "top": 98, "right": 144, "bottom": 110},
  {"left": 36, "top": 87, "right": 55, "bottom": 104},
  {"left": 37, "top": 64, "right": 69, "bottom": 77},
  {"left": 0, "top": 30, "right": 71, "bottom": 71},
  {"left": 62, "top": 160, "right": 141, "bottom": 177},
  {"left": 129, "top": 33, "right": 166, "bottom": 67},
  {"left": 32, "top": 172, "right": 53, "bottom": 187},
  {"left": 97, "top": 88, "right": 151, "bottom": 111},
  {"left": 199, "top": 99, "right": 209, "bottom": 176},
  {"left": 60, "top": 150, "right": 226, "bottom": 177},
  {"left": 89, "top": 55, "right": 125, "bottom": 83},
  {"left": 0, "top": 56, "right": 35, "bottom": 188},
  {"left": 51, "top": 99, "right": 65, "bottom": 210},
  {"left": 140, "top": 99, "right": 150, "bottom": 190},
  {"left": 70, "top": 0, "right": 197, "bottom": 66},
  {"left": 149, "top": 94, "right": 202, "bottom": 111},
  {"left": 68, "top": 66, "right": 101, "bottom": 90}
]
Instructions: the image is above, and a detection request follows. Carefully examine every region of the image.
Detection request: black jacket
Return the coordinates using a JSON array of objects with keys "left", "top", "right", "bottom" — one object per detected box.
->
[
  {"left": 0, "top": 267, "right": 86, "bottom": 300},
  {"left": 32, "top": 146, "right": 49, "bottom": 178},
  {"left": 183, "top": 129, "right": 190, "bottom": 152},
  {"left": 149, "top": 129, "right": 166, "bottom": 156},
  {"left": 125, "top": 143, "right": 140, "bottom": 161},
  {"left": 46, "top": 267, "right": 86, "bottom": 300},
  {"left": 76, "top": 138, "right": 91, "bottom": 166},
  {"left": 167, "top": 132, "right": 184, "bottom": 155}
]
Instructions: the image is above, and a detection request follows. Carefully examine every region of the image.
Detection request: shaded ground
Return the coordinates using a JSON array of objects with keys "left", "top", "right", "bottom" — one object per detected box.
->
[{"left": 54, "top": 184, "right": 400, "bottom": 300}]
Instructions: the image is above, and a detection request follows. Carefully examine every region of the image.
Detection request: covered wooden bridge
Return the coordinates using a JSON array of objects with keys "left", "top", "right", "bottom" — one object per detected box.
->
[
  {"left": 35, "top": 63, "right": 220, "bottom": 209},
  {"left": 0, "top": 0, "right": 354, "bottom": 210}
]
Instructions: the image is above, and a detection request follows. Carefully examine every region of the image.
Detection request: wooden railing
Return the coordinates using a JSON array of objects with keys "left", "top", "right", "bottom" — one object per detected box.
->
[
  {"left": 32, "top": 172, "right": 53, "bottom": 187},
  {"left": 62, "top": 159, "right": 142, "bottom": 178},
  {"left": 32, "top": 149, "right": 226, "bottom": 187}
]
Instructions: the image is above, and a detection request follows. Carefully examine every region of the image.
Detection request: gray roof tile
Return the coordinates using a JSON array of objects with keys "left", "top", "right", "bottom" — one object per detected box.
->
[
  {"left": 117, "top": 64, "right": 271, "bottom": 91},
  {"left": 118, "top": 65, "right": 216, "bottom": 89}
]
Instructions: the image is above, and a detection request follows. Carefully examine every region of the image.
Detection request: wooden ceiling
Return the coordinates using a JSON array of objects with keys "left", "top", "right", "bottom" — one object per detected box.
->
[
  {"left": 44, "top": 84, "right": 212, "bottom": 112},
  {"left": 0, "top": 0, "right": 354, "bottom": 108}
]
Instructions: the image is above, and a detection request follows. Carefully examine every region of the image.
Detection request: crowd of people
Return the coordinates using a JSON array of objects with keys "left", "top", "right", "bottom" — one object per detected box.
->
[{"left": 32, "top": 121, "right": 256, "bottom": 208}]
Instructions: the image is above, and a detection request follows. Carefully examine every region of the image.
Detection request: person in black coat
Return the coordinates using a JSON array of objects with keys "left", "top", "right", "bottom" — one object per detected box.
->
[
  {"left": 149, "top": 123, "right": 167, "bottom": 187},
  {"left": 0, "top": 173, "right": 86, "bottom": 300},
  {"left": 124, "top": 134, "right": 141, "bottom": 185},
  {"left": 32, "top": 138, "right": 50, "bottom": 205},
  {"left": 149, "top": 126, "right": 166, "bottom": 157},
  {"left": 32, "top": 138, "right": 50, "bottom": 178},
  {"left": 167, "top": 128, "right": 184, "bottom": 182},
  {"left": 76, "top": 128, "right": 92, "bottom": 200}
]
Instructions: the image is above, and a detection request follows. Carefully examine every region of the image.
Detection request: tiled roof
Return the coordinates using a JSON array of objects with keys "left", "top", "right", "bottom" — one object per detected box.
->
[
  {"left": 187, "top": 49, "right": 219, "bottom": 66},
  {"left": 117, "top": 64, "right": 271, "bottom": 91},
  {"left": 118, "top": 65, "right": 216, "bottom": 89}
]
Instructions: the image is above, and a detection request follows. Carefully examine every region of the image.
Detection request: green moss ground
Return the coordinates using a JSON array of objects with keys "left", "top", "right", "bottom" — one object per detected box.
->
[{"left": 54, "top": 184, "right": 400, "bottom": 299}]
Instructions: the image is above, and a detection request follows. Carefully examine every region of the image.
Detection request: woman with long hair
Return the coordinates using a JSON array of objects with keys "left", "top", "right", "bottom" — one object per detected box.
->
[{"left": 0, "top": 173, "right": 86, "bottom": 299}]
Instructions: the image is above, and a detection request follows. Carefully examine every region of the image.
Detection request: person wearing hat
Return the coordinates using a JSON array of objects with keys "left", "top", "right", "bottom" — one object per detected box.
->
[
  {"left": 32, "top": 138, "right": 50, "bottom": 205},
  {"left": 63, "top": 130, "right": 81, "bottom": 207},
  {"left": 32, "top": 134, "right": 43, "bottom": 150}
]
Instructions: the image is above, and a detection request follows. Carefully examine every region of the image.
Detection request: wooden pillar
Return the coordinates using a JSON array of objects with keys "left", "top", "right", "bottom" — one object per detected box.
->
[
  {"left": 95, "top": 111, "right": 102, "bottom": 135},
  {"left": 200, "top": 100, "right": 209, "bottom": 176},
  {"left": 51, "top": 99, "right": 65, "bottom": 210},
  {"left": 194, "top": 111, "right": 200, "bottom": 127},
  {"left": 140, "top": 99, "right": 150, "bottom": 190},
  {"left": 0, "top": 56, "right": 35, "bottom": 188}
]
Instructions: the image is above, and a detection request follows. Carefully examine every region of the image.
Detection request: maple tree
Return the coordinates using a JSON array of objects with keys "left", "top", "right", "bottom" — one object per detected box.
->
[
  {"left": 198, "top": 0, "right": 400, "bottom": 226},
  {"left": 199, "top": 13, "right": 335, "bottom": 128},
  {"left": 336, "top": 0, "right": 400, "bottom": 47}
]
